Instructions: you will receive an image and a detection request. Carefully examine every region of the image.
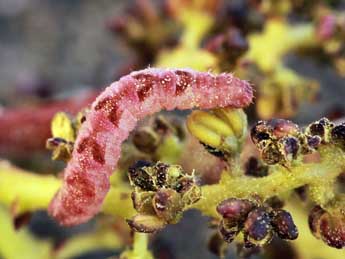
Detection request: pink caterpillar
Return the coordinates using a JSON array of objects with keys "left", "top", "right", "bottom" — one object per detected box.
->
[{"left": 48, "top": 68, "right": 253, "bottom": 226}]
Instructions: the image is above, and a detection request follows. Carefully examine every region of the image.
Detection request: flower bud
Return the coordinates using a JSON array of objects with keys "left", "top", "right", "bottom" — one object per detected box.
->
[
  {"left": 271, "top": 209, "right": 298, "bottom": 240},
  {"left": 128, "top": 160, "right": 156, "bottom": 191},
  {"left": 308, "top": 205, "right": 345, "bottom": 248},
  {"left": 305, "top": 118, "right": 333, "bottom": 143},
  {"left": 217, "top": 198, "right": 255, "bottom": 224},
  {"left": 181, "top": 184, "right": 202, "bottom": 206},
  {"left": 152, "top": 188, "right": 184, "bottom": 223},
  {"left": 251, "top": 119, "right": 300, "bottom": 144},
  {"left": 251, "top": 119, "right": 303, "bottom": 166},
  {"left": 187, "top": 108, "right": 247, "bottom": 159},
  {"left": 46, "top": 137, "right": 74, "bottom": 162},
  {"left": 219, "top": 219, "right": 241, "bottom": 243},
  {"left": 331, "top": 123, "right": 345, "bottom": 147},
  {"left": 243, "top": 207, "right": 273, "bottom": 247},
  {"left": 131, "top": 191, "right": 155, "bottom": 214}
]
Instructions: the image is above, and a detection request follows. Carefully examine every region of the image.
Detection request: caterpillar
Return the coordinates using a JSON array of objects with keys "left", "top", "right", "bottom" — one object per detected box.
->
[{"left": 48, "top": 68, "right": 253, "bottom": 226}]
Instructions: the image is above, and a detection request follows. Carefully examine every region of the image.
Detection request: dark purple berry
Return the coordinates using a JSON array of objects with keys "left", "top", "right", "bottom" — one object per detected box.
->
[
  {"left": 243, "top": 207, "right": 273, "bottom": 247},
  {"left": 217, "top": 198, "right": 255, "bottom": 223},
  {"left": 271, "top": 209, "right": 298, "bottom": 240}
]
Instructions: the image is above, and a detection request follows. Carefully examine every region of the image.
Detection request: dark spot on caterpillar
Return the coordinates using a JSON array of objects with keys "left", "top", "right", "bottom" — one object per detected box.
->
[
  {"left": 77, "top": 137, "right": 105, "bottom": 165},
  {"left": 77, "top": 138, "right": 89, "bottom": 153},
  {"left": 133, "top": 73, "right": 156, "bottom": 102},
  {"left": 175, "top": 70, "right": 193, "bottom": 96},
  {"left": 94, "top": 96, "right": 121, "bottom": 126}
]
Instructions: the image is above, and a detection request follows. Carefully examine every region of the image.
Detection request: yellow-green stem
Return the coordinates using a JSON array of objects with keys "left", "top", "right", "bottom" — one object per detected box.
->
[{"left": 191, "top": 146, "right": 345, "bottom": 217}]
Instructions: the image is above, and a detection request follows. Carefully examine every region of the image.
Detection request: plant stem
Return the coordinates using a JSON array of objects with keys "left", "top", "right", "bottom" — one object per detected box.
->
[{"left": 191, "top": 146, "right": 345, "bottom": 217}]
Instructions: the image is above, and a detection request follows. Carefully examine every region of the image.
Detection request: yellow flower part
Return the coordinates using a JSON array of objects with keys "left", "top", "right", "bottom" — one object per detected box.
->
[
  {"left": 51, "top": 112, "right": 76, "bottom": 142},
  {"left": 245, "top": 20, "right": 315, "bottom": 72}
]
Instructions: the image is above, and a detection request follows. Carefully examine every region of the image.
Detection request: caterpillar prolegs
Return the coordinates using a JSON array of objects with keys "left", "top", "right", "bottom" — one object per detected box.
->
[{"left": 48, "top": 68, "right": 253, "bottom": 226}]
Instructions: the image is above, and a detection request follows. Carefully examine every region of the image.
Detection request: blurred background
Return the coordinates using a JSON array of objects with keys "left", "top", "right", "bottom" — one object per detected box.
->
[{"left": 0, "top": 0, "right": 345, "bottom": 259}]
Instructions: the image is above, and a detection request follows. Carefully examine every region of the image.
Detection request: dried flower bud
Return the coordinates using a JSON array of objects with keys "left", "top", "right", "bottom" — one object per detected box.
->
[
  {"left": 271, "top": 209, "right": 298, "bottom": 240},
  {"left": 308, "top": 205, "right": 345, "bottom": 248},
  {"left": 219, "top": 219, "right": 241, "bottom": 243},
  {"left": 217, "top": 198, "right": 255, "bottom": 223},
  {"left": 331, "top": 123, "right": 345, "bottom": 147},
  {"left": 260, "top": 142, "right": 282, "bottom": 165},
  {"left": 46, "top": 137, "right": 74, "bottom": 162},
  {"left": 131, "top": 191, "right": 155, "bottom": 214},
  {"left": 127, "top": 214, "right": 166, "bottom": 233},
  {"left": 280, "top": 136, "right": 299, "bottom": 161},
  {"left": 305, "top": 118, "right": 333, "bottom": 143},
  {"left": 128, "top": 160, "right": 156, "bottom": 191},
  {"left": 251, "top": 119, "right": 300, "bottom": 145},
  {"left": 251, "top": 119, "right": 304, "bottom": 166},
  {"left": 152, "top": 188, "right": 184, "bottom": 223},
  {"left": 243, "top": 207, "right": 273, "bottom": 247},
  {"left": 181, "top": 184, "right": 202, "bottom": 206}
]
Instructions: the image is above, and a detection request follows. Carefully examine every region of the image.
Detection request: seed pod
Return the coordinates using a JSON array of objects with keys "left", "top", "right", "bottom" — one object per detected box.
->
[
  {"left": 127, "top": 214, "right": 166, "bottom": 233},
  {"left": 243, "top": 207, "right": 273, "bottom": 247},
  {"left": 308, "top": 205, "right": 345, "bottom": 248},
  {"left": 219, "top": 219, "right": 240, "bottom": 243},
  {"left": 152, "top": 188, "right": 184, "bottom": 223},
  {"left": 217, "top": 198, "right": 255, "bottom": 224},
  {"left": 308, "top": 205, "right": 325, "bottom": 238},
  {"left": 128, "top": 160, "right": 156, "bottom": 191},
  {"left": 271, "top": 209, "right": 298, "bottom": 240}
]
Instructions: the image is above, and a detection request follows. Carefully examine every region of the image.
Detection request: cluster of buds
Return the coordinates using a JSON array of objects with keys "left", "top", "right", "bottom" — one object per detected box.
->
[
  {"left": 251, "top": 117, "right": 345, "bottom": 167},
  {"left": 187, "top": 108, "right": 247, "bottom": 163},
  {"left": 216, "top": 198, "right": 298, "bottom": 248},
  {"left": 127, "top": 161, "right": 201, "bottom": 233},
  {"left": 251, "top": 118, "right": 303, "bottom": 167},
  {"left": 46, "top": 111, "right": 86, "bottom": 162},
  {"left": 309, "top": 198, "right": 345, "bottom": 248}
]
